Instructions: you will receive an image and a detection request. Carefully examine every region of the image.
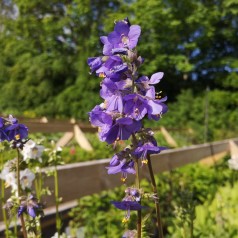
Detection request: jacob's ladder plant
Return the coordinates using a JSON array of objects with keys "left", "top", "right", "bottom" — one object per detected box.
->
[{"left": 88, "top": 18, "right": 168, "bottom": 238}]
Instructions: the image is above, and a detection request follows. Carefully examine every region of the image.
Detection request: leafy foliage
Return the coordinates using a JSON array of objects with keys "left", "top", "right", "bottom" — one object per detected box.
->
[{"left": 68, "top": 156, "right": 238, "bottom": 237}]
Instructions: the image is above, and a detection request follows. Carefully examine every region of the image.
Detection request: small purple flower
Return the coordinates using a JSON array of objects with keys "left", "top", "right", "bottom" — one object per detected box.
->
[
  {"left": 107, "top": 157, "right": 135, "bottom": 182},
  {"left": 147, "top": 96, "right": 168, "bottom": 121},
  {"left": 104, "top": 117, "right": 141, "bottom": 144},
  {"left": 123, "top": 94, "right": 149, "bottom": 120},
  {"left": 134, "top": 141, "right": 166, "bottom": 164},
  {"left": 5, "top": 122, "right": 28, "bottom": 141},
  {"left": 87, "top": 57, "right": 103, "bottom": 73},
  {"left": 0, "top": 117, "right": 9, "bottom": 142},
  {"left": 111, "top": 200, "right": 144, "bottom": 223},
  {"left": 136, "top": 72, "right": 164, "bottom": 96},
  {"left": 88, "top": 105, "right": 113, "bottom": 141},
  {"left": 100, "top": 78, "right": 129, "bottom": 113},
  {"left": 0, "top": 115, "right": 28, "bottom": 142},
  {"left": 96, "top": 56, "right": 128, "bottom": 81},
  {"left": 101, "top": 20, "right": 141, "bottom": 56},
  {"left": 18, "top": 195, "right": 43, "bottom": 218}
]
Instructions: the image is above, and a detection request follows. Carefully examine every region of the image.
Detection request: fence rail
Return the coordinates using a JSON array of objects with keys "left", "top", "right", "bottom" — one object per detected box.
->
[{"left": 1, "top": 137, "right": 237, "bottom": 230}]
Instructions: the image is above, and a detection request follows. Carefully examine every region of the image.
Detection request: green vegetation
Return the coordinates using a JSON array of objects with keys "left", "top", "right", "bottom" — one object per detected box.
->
[
  {"left": 0, "top": 0, "right": 237, "bottom": 141},
  {"left": 68, "top": 156, "right": 238, "bottom": 237}
]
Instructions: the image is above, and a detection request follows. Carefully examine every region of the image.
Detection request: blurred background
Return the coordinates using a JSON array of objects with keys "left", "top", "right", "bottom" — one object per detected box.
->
[{"left": 0, "top": 0, "right": 237, "bottom": 143}]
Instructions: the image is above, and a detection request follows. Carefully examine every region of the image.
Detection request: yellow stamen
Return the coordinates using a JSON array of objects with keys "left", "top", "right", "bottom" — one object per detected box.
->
[
  {"left": 15, "top": 134, "right": 20, "bottom": 140},
  {"left": 121, "top": 177, "right": 126, "bottom": 182},
  {"left": 122, "top": 217, "right": 129, "bottom": 223},
  {"left": 142, "top": 159, "right": 148, "bottom": 164},
  {"left": 99, "top": 72, "right": 106, "bottom": 78}
]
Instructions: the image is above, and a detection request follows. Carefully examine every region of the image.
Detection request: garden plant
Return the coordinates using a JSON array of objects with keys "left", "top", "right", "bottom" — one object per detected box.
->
[{"left": 88, "top": 18, "right": 168, "bottom": 238}]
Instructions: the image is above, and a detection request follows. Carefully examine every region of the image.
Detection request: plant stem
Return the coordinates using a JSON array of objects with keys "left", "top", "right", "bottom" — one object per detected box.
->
[
  {"left": 132, "top": 134, "right": 142, "bottom": 238},
  {"left": 1, "top": 177, "right": 9, "bottom": 237},
  {"left": 147, "top": 154, "right": 164, "bottom": 238},
  {"left": 134, "top": 158, "right": 142, "bottom": 238},
  {"left": 54, "top": 166, "right": 61, "bottom": 236},
  {"left": 34, "top": 170, "right": 42, "bottom": 237},
  {"left": 16, "top": 149, "right": 28, "bottom": 238}
]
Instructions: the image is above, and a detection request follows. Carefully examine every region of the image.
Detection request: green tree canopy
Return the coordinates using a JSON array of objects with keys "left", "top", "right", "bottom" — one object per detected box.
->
[{"left": 0, "top": 0, "right": 237, "bottom": 123}]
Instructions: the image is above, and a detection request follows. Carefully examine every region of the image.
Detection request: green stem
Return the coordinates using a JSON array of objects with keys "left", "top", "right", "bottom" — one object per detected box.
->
[
  {"left": 54, "top": 166, "right": 61, "bottom": 236},
  {"left": 35, "top": 170, "right": 42, "bottom": 237},
  {"left": 147, "top": 155, "right": 164, "bottom": 238},
  {"left": 134, "top": 159, "right": 142, "bottom": 238},
  {"left": 1, "top": 178, "right": 9, "bottom": 237},
  {"left": 16, "top": 149, "right": 28, "bottom": 238}
]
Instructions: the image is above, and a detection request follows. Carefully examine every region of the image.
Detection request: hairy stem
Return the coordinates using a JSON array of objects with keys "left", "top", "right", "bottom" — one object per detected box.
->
[{"left": 147, "top": 154, "right": 164, "bottom": 238}]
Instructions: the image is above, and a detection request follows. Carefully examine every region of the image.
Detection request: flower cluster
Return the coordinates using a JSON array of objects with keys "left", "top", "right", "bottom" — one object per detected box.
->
[
  {"left": 88, "top": 18, "right": 167, "bottom": 175},
  {"left": 0, "top": 160, "right": 35, "bottom": 191},
  {"left": 0, "top": 115, "right": 28, "bottom": 145},
  {"left": 88, "top": 18, "right": 168, "bottom": 233}
]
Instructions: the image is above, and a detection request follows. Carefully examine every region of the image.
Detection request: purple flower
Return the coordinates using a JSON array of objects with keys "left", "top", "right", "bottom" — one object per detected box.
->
[
  {"left": 101, "top": 20, "right": 141, "bottom": 55},
  {"left": 134, "top": 141, "right": 166, "bottom": 164},
  {"left": 147, "top": 96, "right": 168, "bottom": 121},
  {"left": 107, "top": 154, "right": 135, "bottom": 182},
  {"left": 111, "top": 200, "right": 144, "bottom": 223},
  {"left": 0, "top": 117, "right": 8, "bottom": 142},
  {"left": 0, "top": 115, "right": 28, "bottom": 142},
  {"left": 18, "top": 195, "right": 43, "bottom": 218},
  {"left": 88, "top": 105, "right": 113, "bottom": 141},
  {"left": 123, "top": 94, "right": 149, "bottom": 120},
  {"left": 100, "top": 78, "right": 130, "bottom": 113},
  {"left": 136, "top": 72, "right": 164, "bottom": 96},
  {"left": 5, "top": 122, "right": 28, "bottom": 141},
  {"left": 87, "top": 57, "right": 103, "bottom": 73},
  {"left": 96, "top": 56, "right": 128, "bottom": 81},
  {"left": 104, "top": 117, "right": 141, "bottom": 144}
]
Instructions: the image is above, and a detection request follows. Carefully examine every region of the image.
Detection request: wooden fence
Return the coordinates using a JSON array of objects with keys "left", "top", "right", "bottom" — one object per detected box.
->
[
  {"left": 15, "top": 117, "right": 183, "bottom": 149},
  {"left": 0, "top": 137, "right": 237, "bottom": 231}
]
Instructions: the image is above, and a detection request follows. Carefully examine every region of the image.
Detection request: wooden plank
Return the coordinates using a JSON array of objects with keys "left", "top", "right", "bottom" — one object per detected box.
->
[
  {"left": 229, "top": 140, "right": 238, "bottom": 159},
  {"left": 74, "top": 125, "right": 93, "bottom": 151},
  {"left": 56, "top": 132, "right": 74, "bottom": 147},
  {"left": 160, "top": 126, "right": 178, "bottom": 147}
]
